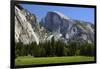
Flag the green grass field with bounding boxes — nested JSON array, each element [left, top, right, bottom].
[[15, 56, 94, 66]]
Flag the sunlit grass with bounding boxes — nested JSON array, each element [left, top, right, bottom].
[[15, 56, 94, 66]]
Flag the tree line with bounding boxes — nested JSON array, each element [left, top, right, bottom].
[[15, 37, 95, 58]]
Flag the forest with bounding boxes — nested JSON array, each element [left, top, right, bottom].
[[15, 37, 95, 58]]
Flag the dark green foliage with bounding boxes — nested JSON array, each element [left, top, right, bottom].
[[80, 43, 95, 56], [15, 39, 95, 58]]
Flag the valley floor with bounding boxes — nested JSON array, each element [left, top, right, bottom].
[[15, 56, 94, 66]]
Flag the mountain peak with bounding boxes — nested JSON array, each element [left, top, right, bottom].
[[48, 11, 70, 20]]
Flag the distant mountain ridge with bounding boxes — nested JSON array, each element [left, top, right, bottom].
[[15, 5, 94, 45]]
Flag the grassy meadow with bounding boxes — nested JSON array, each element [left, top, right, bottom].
[[15, 56, 94, 66]]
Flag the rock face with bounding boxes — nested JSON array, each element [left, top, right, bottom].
[[15, 5, 39, 44], [41, 11, 94, 43], [15, 5, 94, 45]]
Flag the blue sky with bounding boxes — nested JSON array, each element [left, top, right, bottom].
[[20, 4, 94, 23]]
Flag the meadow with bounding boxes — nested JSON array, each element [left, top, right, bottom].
[[15, 56, 94, 66]]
